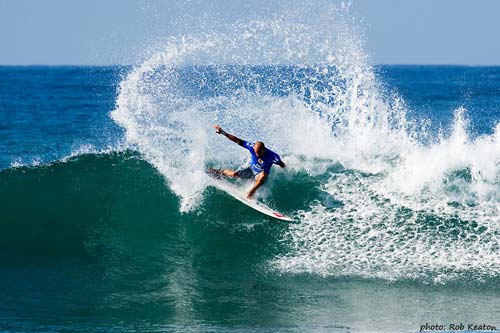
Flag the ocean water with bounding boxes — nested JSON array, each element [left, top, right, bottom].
[[2, 6, 500, 333]]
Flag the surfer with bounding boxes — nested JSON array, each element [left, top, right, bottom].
[[210, 124, 286, 199]]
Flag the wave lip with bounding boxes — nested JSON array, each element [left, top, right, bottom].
[[111, 3, 409, 211]]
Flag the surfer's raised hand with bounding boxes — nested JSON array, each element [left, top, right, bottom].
[[214, 124, 223, 134], [213, 125, 244, 146]]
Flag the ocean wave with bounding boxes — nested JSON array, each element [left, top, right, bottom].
[[2, 149, 500, 285], [105, 1, 500, 284], [4, 2, 499, 285]]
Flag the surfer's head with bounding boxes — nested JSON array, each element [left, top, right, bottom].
[[254, 141, 266, 158]]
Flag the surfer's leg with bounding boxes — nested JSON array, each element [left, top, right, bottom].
[[206, 168, 237, 178], [208, 167, 252, 179], [221, 169, 238, 178], [247, 171, 267, 198]]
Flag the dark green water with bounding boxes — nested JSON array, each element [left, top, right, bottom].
[[1, 152, 499, 332]]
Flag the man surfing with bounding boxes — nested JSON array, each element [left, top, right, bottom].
[[209, 125, 286, 199]]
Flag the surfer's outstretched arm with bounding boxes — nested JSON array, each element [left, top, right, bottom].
[[214, 124, 244, 146]]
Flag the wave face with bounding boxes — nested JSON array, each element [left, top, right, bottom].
[[2, 150, 500, 331], [109, 3, 500, 284], [0, 152, 308, 330], [0, 152, 175, 257]]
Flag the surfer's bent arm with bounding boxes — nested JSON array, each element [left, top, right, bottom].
[[273, 154, 286, 168], [214, 125, 244, 146]]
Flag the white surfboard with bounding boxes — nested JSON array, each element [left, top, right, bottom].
[[208, 178, 294, 222]]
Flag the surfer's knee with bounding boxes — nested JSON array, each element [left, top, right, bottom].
[[255, 172, 267, 183]]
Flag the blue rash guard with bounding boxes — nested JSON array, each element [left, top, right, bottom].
[[241, 140, 283, 175]]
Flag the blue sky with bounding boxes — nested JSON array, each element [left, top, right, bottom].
[[1, 0, 500, 65]]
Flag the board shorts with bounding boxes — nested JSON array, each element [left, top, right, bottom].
[[235, 166, 258, 179]]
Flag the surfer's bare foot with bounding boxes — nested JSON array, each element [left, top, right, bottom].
[[206, 168, 222, 178], [246, 192, 253, 199]]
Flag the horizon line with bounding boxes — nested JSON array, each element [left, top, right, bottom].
[[2, 63, 500, 67]]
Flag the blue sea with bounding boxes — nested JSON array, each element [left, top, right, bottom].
[[2, 10, 500, 333]]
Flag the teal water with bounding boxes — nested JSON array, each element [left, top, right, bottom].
[[1, 152, 500, 332]]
